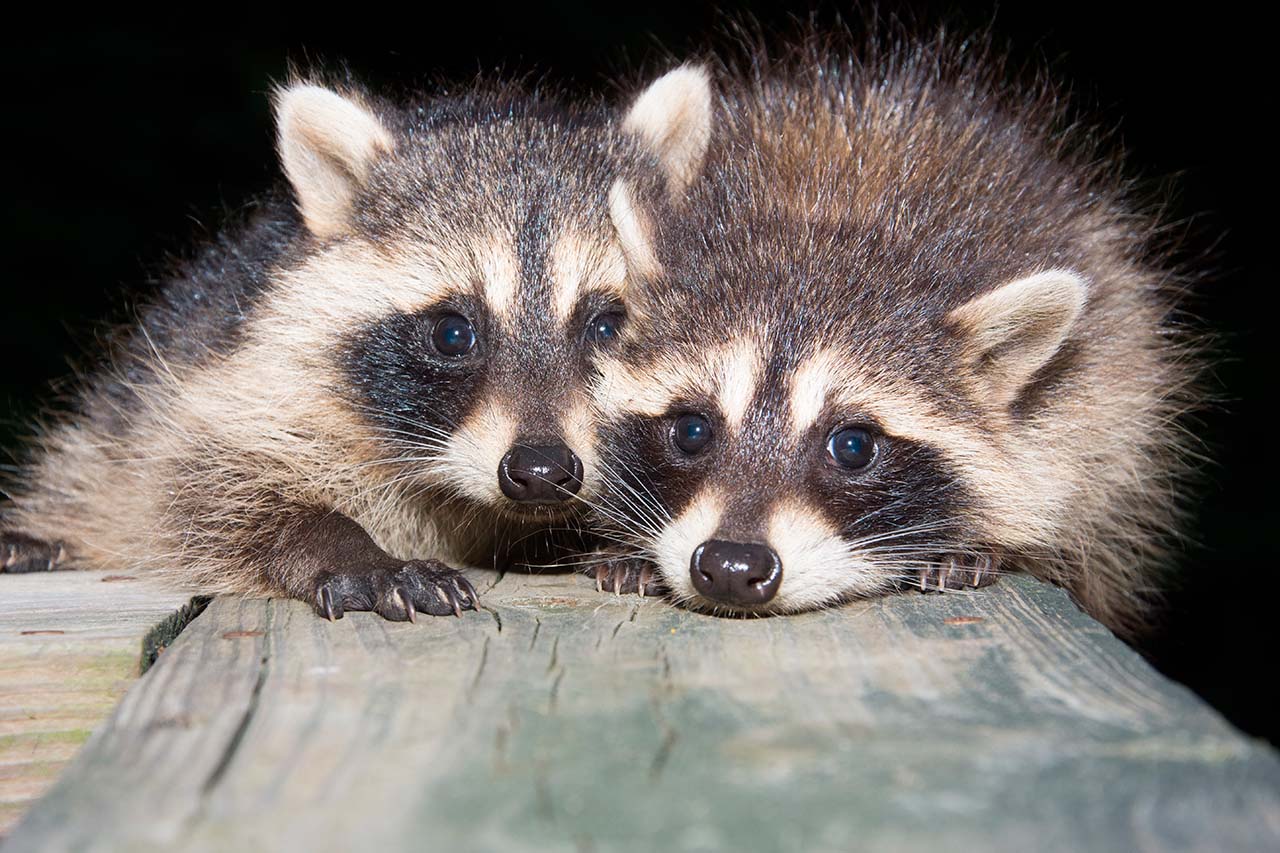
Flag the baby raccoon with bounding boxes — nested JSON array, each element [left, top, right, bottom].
[[590, 36, 1202, 637], [0, 71, 699, 621]]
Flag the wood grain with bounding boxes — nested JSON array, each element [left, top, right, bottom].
[[6, 572, 1279, 852], [0, 571, 194, 838]]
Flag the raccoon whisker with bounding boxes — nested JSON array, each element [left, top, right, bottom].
[[367, 425, 454, 448], [856, 543, 969, 556], [833, 492, 961, 536], [588, 456, 670, 537], [846, 519, 966, 549], [599, 464, 670, 528], [349, 402, 460, 438], [587, 507, 662, 546], [577, 508, 661, 547], [372, 431, 453, 450], [548, 470, 663, 541], [345, 454, 442, 474], [578, 488, 662, 540], [502, 441, 667, 536], [597, 448, 671, 520], [521, 551, 655, 571]]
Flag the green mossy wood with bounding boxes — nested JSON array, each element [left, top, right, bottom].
[[0, 572, 192, 837], [5, 572, 1279, 852]]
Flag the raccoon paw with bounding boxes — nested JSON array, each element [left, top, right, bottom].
[[313, 560, 479, 622], [0, 533, 68, 574], [915, 553, 1000, 592], [584, 557, 664, 598]]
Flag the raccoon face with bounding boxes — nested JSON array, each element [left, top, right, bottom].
[[595, 264, 1086, 613], [267, 74, 709, 522], [334, 237, 628, 520], [596, 344, 966, 611]]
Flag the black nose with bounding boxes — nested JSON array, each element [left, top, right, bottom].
[[498, 444, 583, 503], [690, 539, 783, 606]]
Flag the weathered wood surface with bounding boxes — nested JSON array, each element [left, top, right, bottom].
[[0, 571, 194, 837], [6, 572, 1279, 852]]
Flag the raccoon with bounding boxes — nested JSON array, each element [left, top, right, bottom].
[[588, 34, 1202, 637], [0, 71, 701, 621]]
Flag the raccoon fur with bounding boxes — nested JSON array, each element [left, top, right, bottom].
[[589, 33, 1203, 637], [0, 71, 704, 621]]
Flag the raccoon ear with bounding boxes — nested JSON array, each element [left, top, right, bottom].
[[624, 64, 713, 198], [274, 84, 394, 239], [948, 269, 1088, 408]]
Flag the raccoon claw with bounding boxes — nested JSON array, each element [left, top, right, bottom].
[[0, 533, 67, 574], [312, 560, 479, 622], [915, 553, 1000, 592], [584, 558, 664, 598], [319, 585, 344, 621], [394, 586, 417, 623]]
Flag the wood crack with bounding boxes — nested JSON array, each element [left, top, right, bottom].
[[199, 601, 273, 798], [469, 635, 491, 698]]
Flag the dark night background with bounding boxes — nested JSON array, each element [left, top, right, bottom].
[[1, 7, 1271, 741]]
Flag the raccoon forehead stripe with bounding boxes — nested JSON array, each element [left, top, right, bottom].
[[591, 355, 700, 416], [591, 341, 762, 424], [550, 232, 628, 323], [608, 180, 660, 279], [790, 348, 842, 436], [716, 339, 764, 433], [479, 234, 521, 319]]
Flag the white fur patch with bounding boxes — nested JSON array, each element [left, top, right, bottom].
[[652, 488, 723, 600], [549, 231, 628, 323], [591, 340, 762, 430], [478, 234, 521, 320], [608, 180, 660, 279], [275, 85, 393, 240], [560, 399, 600, 500], [767, 500, 885, 612], [716, 340, 763, 433], [250, 241, 468, 366], [790, 348, 841, 436], [432, 398, 517, 506], [591, 354, 696, 418], [624, 65, 713, 196]]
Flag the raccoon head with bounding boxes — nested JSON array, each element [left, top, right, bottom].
[[595, 263, 1087, 613], [591, 65, 1101, 612], [267, 75, 709, 525]]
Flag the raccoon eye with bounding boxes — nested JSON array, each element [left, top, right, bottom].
[[586, 312, 623, 344], [431, 314, 475, 356], [827, 427, 876, 469], [672, 414, 712, 455]]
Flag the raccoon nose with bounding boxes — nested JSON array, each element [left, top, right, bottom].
[[498, 444, 583, 503], [690, 539, 783, 606]]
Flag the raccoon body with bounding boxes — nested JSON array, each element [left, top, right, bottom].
[[0, 74, 700, 620], [593, 35, 1202, 636]]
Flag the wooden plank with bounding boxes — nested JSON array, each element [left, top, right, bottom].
[[0, 571, 195, 838], [6, 572, 1279, 852]]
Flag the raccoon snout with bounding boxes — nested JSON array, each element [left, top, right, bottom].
[[498, 444, 583, 503], [690, 539, 783, 606]]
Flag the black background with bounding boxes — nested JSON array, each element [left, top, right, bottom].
[[2, 7, 1272, 741]]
